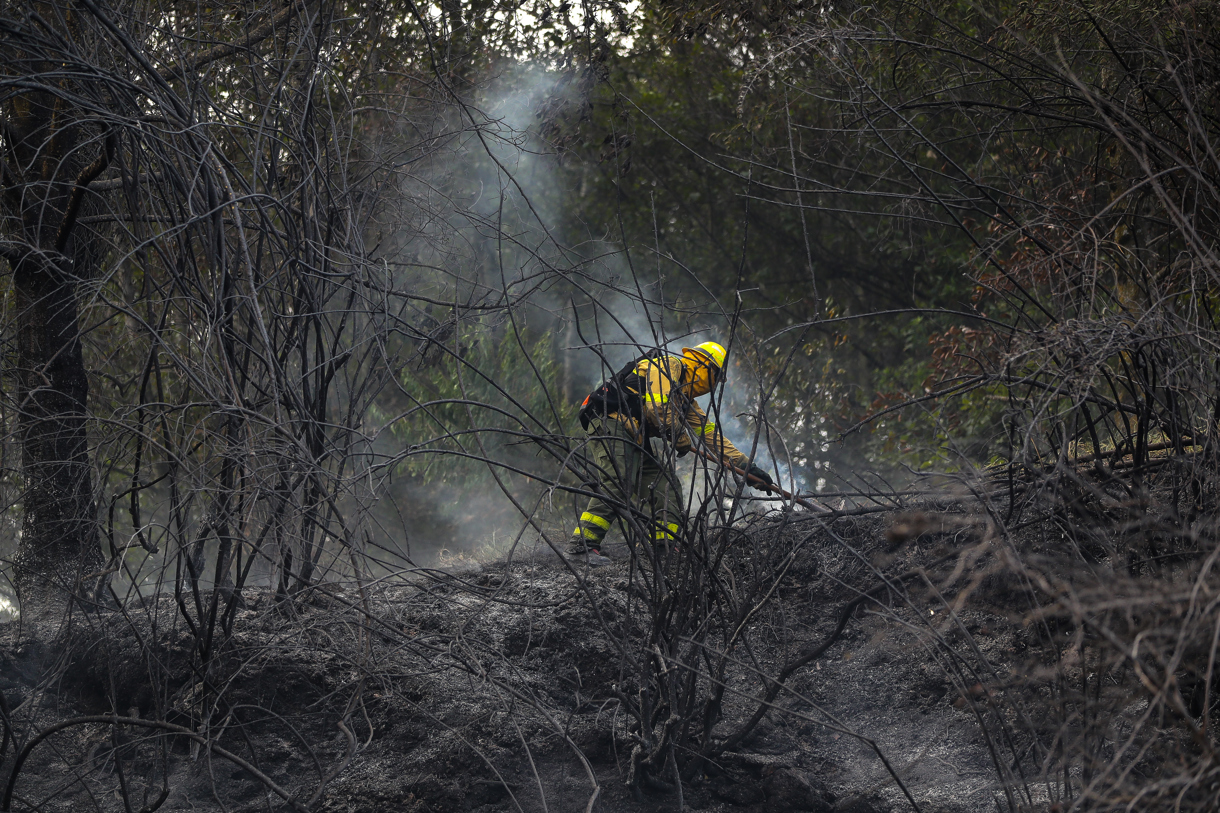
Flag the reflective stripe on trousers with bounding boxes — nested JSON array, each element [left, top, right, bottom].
[[572, 417, 683, 548], [573, 511, 611, 544]]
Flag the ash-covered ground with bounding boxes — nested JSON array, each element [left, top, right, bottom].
[[0, 508, 1052, 813]]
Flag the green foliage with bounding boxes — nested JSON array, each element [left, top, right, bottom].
[[544, 0, 1220, 488], [530, 8, 990, 484], [391, 322, 576, 486]]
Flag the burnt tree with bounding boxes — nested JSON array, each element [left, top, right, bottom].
[[1, 12, 111, 598]]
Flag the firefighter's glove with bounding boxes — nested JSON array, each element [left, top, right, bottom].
[[746, 464, 775, 492]]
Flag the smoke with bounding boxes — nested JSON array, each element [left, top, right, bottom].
[[0, 592, 16, 622], [376, 62, 596, 560], [376, 59, 821, 562]]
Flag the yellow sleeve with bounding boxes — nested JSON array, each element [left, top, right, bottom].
[[686, 402, 750, 469]]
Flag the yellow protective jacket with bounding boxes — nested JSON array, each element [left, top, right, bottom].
[[614, 353, 751, 469]]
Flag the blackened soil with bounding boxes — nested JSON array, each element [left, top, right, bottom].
[[0, 509, 1024, 813]]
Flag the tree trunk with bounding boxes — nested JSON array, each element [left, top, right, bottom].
[[2, 61, 107, 603], [11, 251, 104, 598]]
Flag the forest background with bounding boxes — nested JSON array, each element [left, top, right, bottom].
[[3, 0, 1219, 809], [1, 0, 1215, 607]]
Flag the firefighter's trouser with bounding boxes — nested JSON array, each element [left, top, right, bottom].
[[572, 418, 683, 551]]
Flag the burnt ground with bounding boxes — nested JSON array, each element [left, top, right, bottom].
[[0, 508, 1044, 813]]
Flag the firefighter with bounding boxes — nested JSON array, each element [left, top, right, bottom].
[[568, 341, 775, 566]]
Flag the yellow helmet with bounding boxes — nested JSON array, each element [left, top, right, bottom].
[[682, 341, 727, 374]]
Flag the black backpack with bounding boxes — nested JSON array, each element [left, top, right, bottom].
[[578, 349, 673, 431]]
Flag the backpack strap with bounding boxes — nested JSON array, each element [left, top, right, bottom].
[[578, 349, 669, 431]]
